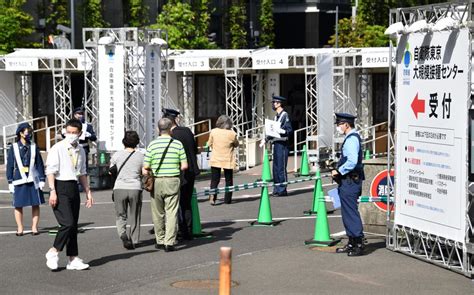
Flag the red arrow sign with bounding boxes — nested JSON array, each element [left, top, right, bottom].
[[411, 93, 425, 119]]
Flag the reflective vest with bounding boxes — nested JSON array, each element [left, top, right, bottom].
[[273, 111, 289, 142]]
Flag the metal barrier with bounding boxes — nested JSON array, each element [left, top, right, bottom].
[[358, 121, 388, 157], [244, 125, 265, 170]]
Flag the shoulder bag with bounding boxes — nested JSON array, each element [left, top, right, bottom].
[[142, 139, 174, 193]]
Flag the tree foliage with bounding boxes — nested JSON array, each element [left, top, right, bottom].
[[229, 0, 247, 49], [0, 0, 37, 54], [258, 0, 274, 48], [151, 0, 216, 49], [44, 0, 70, 36], [82, 0, 109, 28], [124, 0, 149, 27], [327, 16, 388, 48]]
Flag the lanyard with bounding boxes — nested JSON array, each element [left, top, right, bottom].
[[67, 147, 79, 172]]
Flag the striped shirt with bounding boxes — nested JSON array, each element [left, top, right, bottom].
[[143, 135, 187, 177]]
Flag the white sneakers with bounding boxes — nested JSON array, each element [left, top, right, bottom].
[[45, 250, 89, 271], [45, 250, 59, 270], [66, 257, 90, 270]]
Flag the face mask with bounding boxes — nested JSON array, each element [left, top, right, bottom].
[[65, 134, 79, 145], [336, 125, 344, 135], [80, 117, 85, 123], [24, 134, 32, 142], [272, 104, 277, 111]]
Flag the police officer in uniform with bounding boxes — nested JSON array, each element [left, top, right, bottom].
[[72, 107, 97, 170], [331, 113, 365, 256], [267, 95, 293, 197], [162, 108, 199, 240]]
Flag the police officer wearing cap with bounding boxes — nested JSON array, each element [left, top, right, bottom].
[[267, 95, 293, 196], [70, 107, 96, 170], [162, 108, 200, 240], [332, 112, 365, 256]]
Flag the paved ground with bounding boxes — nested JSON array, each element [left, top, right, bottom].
[[0, 164, 473, 294]]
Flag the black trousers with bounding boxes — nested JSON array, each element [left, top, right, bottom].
[[178, 171, 195, 238], [210, 167, 233, 204], [53, 180, 80, 256]]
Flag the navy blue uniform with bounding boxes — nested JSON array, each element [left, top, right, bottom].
[[337, 131, 365, 238], [269, 110, 293, 195]]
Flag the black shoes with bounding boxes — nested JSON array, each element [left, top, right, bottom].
[[337, 237, 364, 256], [120, 233, 134, 250], [155, 244, 176, 252], [165, 245, 176, 252], [272, 191, 288, 197], [149, 228, 155, 235], [155, 243, 165, 250]]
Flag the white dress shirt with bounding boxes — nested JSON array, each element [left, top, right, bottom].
[[46, 140, 87, 181]]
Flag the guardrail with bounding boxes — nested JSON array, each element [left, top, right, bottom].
[[244, 125, 265, 170], [358, 121, 388, 158]]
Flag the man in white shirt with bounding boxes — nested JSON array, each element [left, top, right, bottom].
[[44, 119, 94, 271]]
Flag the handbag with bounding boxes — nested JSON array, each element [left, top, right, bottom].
[[142, 139, 174, 193], [110, 151, 135, 201]]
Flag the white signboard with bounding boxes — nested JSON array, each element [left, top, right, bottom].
[[361, 52, 390, 68], [98, 45, 125, 151], [394, 29, 469, 242], [145, 45, 161, 145], [253, 54, 288, 69], [5, 57, 38, 71], [264, 119, 281, 138], [174, 57, 209, 71]]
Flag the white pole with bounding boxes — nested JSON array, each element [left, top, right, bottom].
[[70, 0, 75, 48]]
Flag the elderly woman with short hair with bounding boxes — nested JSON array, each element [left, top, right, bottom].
[[110, 131, 144, 249], [208, 115, 239, 205]]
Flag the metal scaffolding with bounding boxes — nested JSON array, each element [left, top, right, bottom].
[[177, 73, 194, 127], [52, 59, 73, 135], [251, 71, 266, 130], [14, 72, 33, 121], [387, 1, 473, 278], [83, 28, 168, 147]]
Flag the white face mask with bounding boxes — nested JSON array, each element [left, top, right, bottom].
[[336, 125, 344, 135], [65, 133, 79, 145]]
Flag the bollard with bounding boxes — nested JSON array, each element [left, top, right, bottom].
[[219, 247, 232, 295]]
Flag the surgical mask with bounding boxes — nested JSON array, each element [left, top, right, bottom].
[[80, 117, 85, 123], [336, 126, 344, 135], [24, 134, 32, 142], [65, 133, 79, 145]]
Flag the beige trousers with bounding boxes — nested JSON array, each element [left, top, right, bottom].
[[150, 177, 180, 246]]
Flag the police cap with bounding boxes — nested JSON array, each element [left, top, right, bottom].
[[162, 108, 180, 118], [73, 107, 84, 114], [272, 95, 287, 103], [16, 122, 32, 136], [335, 112, 357, 125]]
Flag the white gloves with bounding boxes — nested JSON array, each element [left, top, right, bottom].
[[259, 138, 266, 148], [277, 127, 286, 135], [39, 181, 45, 190], [85, 132, 91, 138], [8, 184, 14, 193]]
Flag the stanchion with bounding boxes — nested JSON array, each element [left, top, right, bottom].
[[191, 188, 213, 238], [250, 185, 280, 226], [219, 247, 232, 295], [304, 185, 340, 246]]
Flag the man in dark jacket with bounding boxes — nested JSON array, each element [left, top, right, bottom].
[[163, 108, 200, 240], [72, 107, 97, 170]]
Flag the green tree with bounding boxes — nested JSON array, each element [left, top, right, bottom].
[[82, 0, 109, 28], [124, 0, 149, 27], [44, 0, 70, 36], [327, 16, 388, 48], [258, 0, 275, 48], [151, 0, 216, 49], [193, 0, 214, 46], [0, 0, 38, 54], [229, 0, 247, 49]]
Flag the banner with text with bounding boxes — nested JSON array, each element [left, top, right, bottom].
[[395, 29, 469, 242], [98, 45, 125, 151]]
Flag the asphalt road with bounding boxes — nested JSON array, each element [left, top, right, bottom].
[[0, 168, 473, 294]]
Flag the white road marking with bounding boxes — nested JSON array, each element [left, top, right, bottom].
[[0, 214, 342, 235]]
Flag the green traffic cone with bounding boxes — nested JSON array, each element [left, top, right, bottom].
[[304, 171, 322, 215], [305, 184, 340, 246], [191, 188, 212, 238], [250, 186, 280, 226], [261, 149, 272, 182], [364, 149, 371, 160], [299, 145, 310, 176]]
